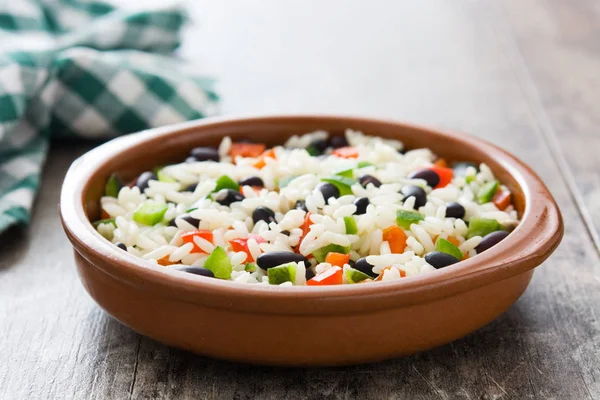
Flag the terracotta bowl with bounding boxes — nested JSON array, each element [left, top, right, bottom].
[[60, 115, 563, 366]]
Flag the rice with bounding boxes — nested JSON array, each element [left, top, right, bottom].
[[95, 129, 520, 286]]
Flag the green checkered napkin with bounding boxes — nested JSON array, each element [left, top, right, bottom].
[[0, 0, 218, 233]]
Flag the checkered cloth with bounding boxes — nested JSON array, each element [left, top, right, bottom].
[[0, 0, 218, 233]]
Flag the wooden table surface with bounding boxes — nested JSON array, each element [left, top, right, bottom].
[[2, 1, 600, 399]]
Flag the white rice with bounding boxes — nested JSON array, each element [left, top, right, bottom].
[[98, 129, 520, 285]]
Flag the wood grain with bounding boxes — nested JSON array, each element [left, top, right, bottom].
[[500, 0, 600, 252], [1, 1, 600, 399]]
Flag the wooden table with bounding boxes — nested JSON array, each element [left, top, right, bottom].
[[2, 1, 599, 398]]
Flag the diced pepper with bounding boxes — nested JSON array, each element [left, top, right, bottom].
[[333, 167, 354, 178], [345, 267, 371, 283], [396, 210, 424, 229], [244, 263, 257, 272], [493, 187, 512, 210], [104, 174, 123, 197], [204, 246, 232, 279], [325, 252, 351, 268], [477, 180, 499, 204], [230, 143, 266, 159], [466, 175, 475, 184], [133, 201, 168, 226], [382, 225, 407, 253], [101, 209, 111, 219], [434, 158, 449, 168], [321, 176, 356, 196], [267, 262, 297, 284], [182, 229, 214, 253], [430, 166, 453, 188], [253, 148, 277, 169], [305, 146, 320, 156], [357, 161, 374, 168], [344, 216, 358, 234], [156, 168, 176, 183], [214, 175, 240, 192], [447, 236, 460, 246], [157, 255, 174, 266], [295, 212, 313, 252], [277, 175, 297, 188], [229, 234, 266, 262], [332, 146, 359, 159], [435, 238, 463, 260], [307, 266, 343, 285], [467, 217, 502, 239], [312, 244, 351, 263], [92, 218, 116, 228]]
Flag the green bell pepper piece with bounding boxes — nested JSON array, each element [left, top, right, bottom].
[[321, 176, 357, 196], [467, 217, 502, 239], [333, 167, 354, 178], [204, 246, 232, 279], [267, 262, 297, 284], [345, 267, 371, 283], [133, 201, 168, 226], [214, 175, 240, 192], [477, 180, 499, 204], [344, 216, 358, 234], [396, 210, 424, 229], [312, 244, 351, 263], [435, 238, 463, 260], [92, 218, 116, 228], [357, 161, 374, 168], [104, 174, 123, 198]]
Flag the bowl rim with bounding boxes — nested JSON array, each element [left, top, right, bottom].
[[60, 114, 563, 313]]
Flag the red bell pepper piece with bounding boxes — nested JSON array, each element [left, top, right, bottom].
[[430, 166, 453, 188], [307, 266, 343, 285], [181, 229, 214, 254], [331, 146, 359, 159], [229, 234, 266, 262]]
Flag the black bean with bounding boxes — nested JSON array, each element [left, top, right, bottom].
[[281, 230, 290, 236], [135, 171, 157, 192], [256, 251, 309, 270], [190, 147, 219, 162], [401, 185, 427, 209], [354, 257, 378, 278], [215, 189, 245, 206], [452, 162, 479, 177], [252, 206, 276, 224], [424, 251, 460, 269], [310, 139, 328, 153], [182, 183, 197, 192], [408, 169, 440, 188], [347, 259, 356, 268], [239, 176, 264, 187], [173, 266, 215, 277], [353, 197, 370, 215], [316, 182, 340, 201], [295, 200, 308, 212], [359, 174, 382, 188], [168, 214, 201, 228], [329, 136, 349, 148], [445, 202, 466, 219], [115, 242, 127, 251], [475, 231, 509, 253], [397, 148, 407, 155], [305, 268, 316, 280]]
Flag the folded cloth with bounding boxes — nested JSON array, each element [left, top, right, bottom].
[[0, 0, 218, 233]]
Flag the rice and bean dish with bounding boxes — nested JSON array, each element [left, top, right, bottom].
[[95, 130, 518, 286]]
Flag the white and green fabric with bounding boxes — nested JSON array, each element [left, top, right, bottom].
[[0, 0, 218, 233]]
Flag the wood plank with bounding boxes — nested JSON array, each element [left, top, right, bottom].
[[499, 0, 600, 251], [0, 144, 141, 400], [1, 1, 599, 399]]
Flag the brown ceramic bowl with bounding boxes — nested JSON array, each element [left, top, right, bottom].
[[60, 115, 563, 366]]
